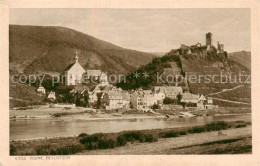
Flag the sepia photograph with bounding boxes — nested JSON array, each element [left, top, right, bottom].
[[7, 8, 253, 156]]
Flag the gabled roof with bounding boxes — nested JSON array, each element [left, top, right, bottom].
[[182, 93, 199, 100], [155, 86, 182, 94], [198, 95, 206, 101], [107, 91, 123, 99], [62, 63, 76, 73], [86, 70, 101, 76]]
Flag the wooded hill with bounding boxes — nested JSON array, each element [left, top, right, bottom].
[[9, 25, 156, 75]]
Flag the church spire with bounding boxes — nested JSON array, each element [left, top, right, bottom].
[[74, 51, 79, 63]]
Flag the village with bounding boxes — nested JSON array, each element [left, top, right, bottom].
[[36, 52, 216, 113], [34, 33, 219, 113]]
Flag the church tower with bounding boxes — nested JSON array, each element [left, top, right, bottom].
[[74, 51, 79, 63]]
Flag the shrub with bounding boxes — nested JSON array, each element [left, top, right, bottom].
[[80, 133, 105, 144], [78, 133, 88, 137], [98, 139, 116, 149], [144, 134, 158, 142], [235, 124, 247, 128], [179, 131, 187, 135], [159, 131, 179, 138], [10, 144, 16, 155], [122, 131, 145, 142], [205, 121, 229, 131], [188, 127, 205, 133], [116, 135, 127, 146], [36, 145, 51, 155], [50, 145, 84, 155]]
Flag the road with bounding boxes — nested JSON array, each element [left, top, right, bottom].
[[211, 97, 251, 105], [206, 85, 244, 96]]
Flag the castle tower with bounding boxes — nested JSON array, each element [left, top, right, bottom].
[[74, 51, 79, 63], [217, 41, 221, 50], [206, 32, 212, 46]]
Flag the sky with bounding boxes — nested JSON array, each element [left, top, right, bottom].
[[9, 8, 250, 53]]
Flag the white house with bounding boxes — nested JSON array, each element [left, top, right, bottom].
[[130, 90, 164, 110], [104, 91, 127, 110], [181, 93, 199, 104], [154, 86, 183, 99], [37, 86, 46, 94], [61, 52, 86, 86]]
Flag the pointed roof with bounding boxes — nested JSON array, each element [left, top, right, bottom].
[[62, 63, 76, 73], [182, 93, 199, 100]]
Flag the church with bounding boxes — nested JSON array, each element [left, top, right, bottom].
[[61, 51, 108, 86]]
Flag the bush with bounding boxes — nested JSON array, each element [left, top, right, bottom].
[[188, 127, 205, 133], [205, 121, 229, 131], [116, 135, 127, 146], [78, 133, 88, 137], [144, 134, 158, 142], [10, 144, 16, 155], [80, 133, 105, 144], [98, 139, 116, 149], [51, 145, 84, 155], [36, 145, 51, 155], [163, 97, 176, 104], [179, 131, 187, 135], [159, 131, 179, 138], [121, 131, 145, 142], [235, 124, 247, 128], [79, 133, 117, 150], [36, 144, 84, 155]]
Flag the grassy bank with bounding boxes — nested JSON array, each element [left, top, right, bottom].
[[10, 120, 250, 155], [165, 136, 252, 154]]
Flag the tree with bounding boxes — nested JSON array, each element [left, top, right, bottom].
[[152, 104, 159, 110], [177, 93, 182, 103], [163, 97, 174, 104]]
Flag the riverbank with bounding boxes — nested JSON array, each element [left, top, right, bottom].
[[10, 121, 251, 155], [9, 106, 251, 121]]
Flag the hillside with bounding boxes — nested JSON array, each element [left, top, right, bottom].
[[9, 25, 156, 75], [228, 51, 251, 70], [9, 81, 45, 108], [117, 46, 251, 95]]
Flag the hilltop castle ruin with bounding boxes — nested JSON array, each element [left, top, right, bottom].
[[179, 32, 225, 55]]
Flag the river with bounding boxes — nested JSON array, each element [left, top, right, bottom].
[[10, 114, 251, 140]]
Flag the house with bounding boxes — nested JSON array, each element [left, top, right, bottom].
[[154, 86, 183, 99], [47, 91, 56, 100], [142, 94, 157, 109], [61, 52, 86, 86], [197, 94, 207, 109], [121, 92, 131, 109], [103, 91, 129, 110], [130, 91, 162, 110], [100, 72, 109, 84], [153, 92, 166, 106], [88, 91, 99, 105], [70, 84, 87, 94], [82, 70, 109, 84], [181, 93, 199, 104], [207, 97, 213, 105], [37, 86, 46, 94]]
